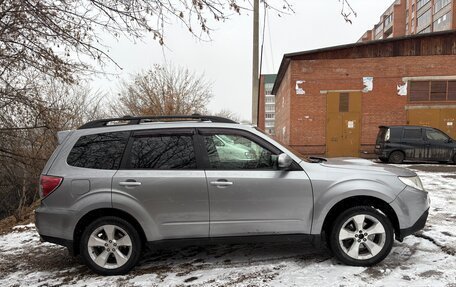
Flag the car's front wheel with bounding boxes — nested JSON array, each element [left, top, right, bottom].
[[329, 206, 393, 266], [80, 216, 142, 275]]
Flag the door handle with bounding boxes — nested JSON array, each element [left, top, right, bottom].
[[119, 181, 142, 187], [210, 181, 233, 186]]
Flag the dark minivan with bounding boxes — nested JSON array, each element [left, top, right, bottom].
[[375, 125, 456, 164]]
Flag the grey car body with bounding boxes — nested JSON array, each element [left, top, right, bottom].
[[35, 116, 430, 275]]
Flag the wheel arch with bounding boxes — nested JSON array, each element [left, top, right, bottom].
[[72, 208, 147, 256], [321, 196, 400, 241]]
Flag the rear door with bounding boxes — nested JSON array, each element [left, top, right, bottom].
[[401, 127, 427, 160], [198, 128, 313, 237], [112, 128, 209, 240]]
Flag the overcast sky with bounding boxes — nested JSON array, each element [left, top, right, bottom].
[[92, 0, 395, 122]]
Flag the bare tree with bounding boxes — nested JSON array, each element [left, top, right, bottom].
[[114, 64, 212, 116], [0, 82, 107, 221], [213, 109, 241, 122]]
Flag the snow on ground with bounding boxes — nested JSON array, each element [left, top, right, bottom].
[[0, 164, 455, 287]]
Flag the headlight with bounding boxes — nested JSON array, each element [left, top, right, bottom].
[[398, 176, 425, 191]]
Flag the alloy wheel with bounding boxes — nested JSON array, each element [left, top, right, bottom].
[[338, 214, 386, 260], [87, 224, 133, 269]]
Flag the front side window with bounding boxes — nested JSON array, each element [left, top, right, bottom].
[[67, 131, 130, 170], [203, 133, 277, 170], [426, 130, 449, 141], [128, 135, 196, 169]]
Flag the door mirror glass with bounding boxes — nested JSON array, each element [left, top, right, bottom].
[[278, 153, 293, 169]]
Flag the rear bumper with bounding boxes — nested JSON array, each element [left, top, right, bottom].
[[396, 208, 429, 241], [35, 205, 75, 241]]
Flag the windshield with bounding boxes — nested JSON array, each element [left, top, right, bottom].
[[254, 127, 311, 162]]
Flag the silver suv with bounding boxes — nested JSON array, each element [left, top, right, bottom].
[[35, 115, 430, 275]]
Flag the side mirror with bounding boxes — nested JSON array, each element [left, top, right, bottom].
[[278, 153, 293, 169]]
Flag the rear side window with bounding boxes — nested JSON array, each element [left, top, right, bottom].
[[403, 128, 422, 140], [67, 132, 130, 169], [127, 135, 196, 169]]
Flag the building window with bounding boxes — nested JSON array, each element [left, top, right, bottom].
[[265, 96, 275, 104], [265, 105, 275, 112], [418, 25, 431, 33], [410, 80, 456, 102], [434, 0, 452, 13], [433, 12, 452, 32], [417, 0, 431, 10], [264, 83, 274, 95], [417, 8, 431, 30], [448, 81, 456, 100], [430, 81, 447, 101], [265, 113, 275, 119], [384, 13, 393, 26], [374, 23, 383, 38]]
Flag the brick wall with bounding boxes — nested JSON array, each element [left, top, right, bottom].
[[274, 67, 292, 144], [275, 54, 456, 156]]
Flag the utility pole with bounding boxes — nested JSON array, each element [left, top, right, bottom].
[[251, 0, 259, 125]]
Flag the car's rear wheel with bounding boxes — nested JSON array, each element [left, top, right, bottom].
[[388, 151, 404, 164], [378, 157, 388, 163], [80, 216, 142, 275], [329, 206, 393, 266]]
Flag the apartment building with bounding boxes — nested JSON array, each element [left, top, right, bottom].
[[258, 74, 277, 135], [359, 0, 455, 42]]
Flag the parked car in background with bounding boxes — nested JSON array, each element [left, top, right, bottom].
[[375, 125, 456, 164], [36, 115, 429, 275]]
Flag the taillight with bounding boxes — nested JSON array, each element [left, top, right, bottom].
[[40, 175, 63, 198]]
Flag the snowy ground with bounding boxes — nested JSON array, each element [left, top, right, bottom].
[[0, 164, 455, 287]]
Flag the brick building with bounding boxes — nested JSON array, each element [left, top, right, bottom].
[[359, 0, 456, 42], [272, 31, 456, 158]]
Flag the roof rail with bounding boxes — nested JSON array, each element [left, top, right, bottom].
[[78, 114, 238, 129]]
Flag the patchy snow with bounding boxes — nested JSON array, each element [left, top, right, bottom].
[[0, 164, 455, 286]]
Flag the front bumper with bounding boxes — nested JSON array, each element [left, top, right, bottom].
[[396, 208, 429, 241]]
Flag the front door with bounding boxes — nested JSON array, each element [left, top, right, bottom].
[[326, 92, 361, 157], [424, 128, 453, 161], [198, 128, 313, 237], [112, 128, 209, 240]]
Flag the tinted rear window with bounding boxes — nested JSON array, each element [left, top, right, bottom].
[[403, 128, 422, 140], [127, 135, 196, 169], [67, 132, 130, 169]]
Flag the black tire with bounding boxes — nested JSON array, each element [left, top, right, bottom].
[[388, 151, 404, 164], [329, 206, 394, 266], [378, 157, 388, 163], [80, 216, 142, 275]]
